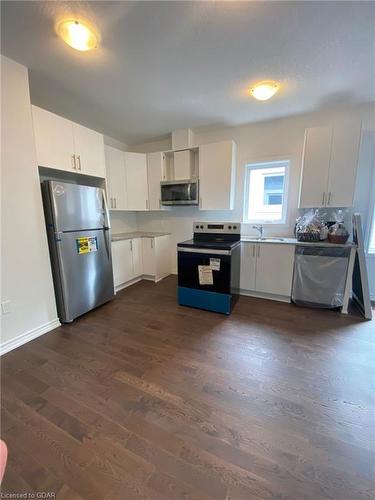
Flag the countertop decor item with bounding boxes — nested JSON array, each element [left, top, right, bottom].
[[328, 222, 349, 244]]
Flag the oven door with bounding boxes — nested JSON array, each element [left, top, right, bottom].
[[161, 180, 198, 205], [177, 247, 232, 294]]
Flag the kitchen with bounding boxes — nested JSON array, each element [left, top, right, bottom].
[[1, 2, 374, 499]]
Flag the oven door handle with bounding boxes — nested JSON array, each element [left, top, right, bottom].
[[177, 246, 231, 256]]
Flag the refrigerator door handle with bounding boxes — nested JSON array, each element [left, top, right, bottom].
[[102, 191, 111, 230]]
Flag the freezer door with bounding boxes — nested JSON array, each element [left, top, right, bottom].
[[48, 181, 109, 232], [54, 229, 114, 322]]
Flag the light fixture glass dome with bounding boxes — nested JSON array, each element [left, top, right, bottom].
[[250, 81, 279, 101], [56, 19, 99, 51]]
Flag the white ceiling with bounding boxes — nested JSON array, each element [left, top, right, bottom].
[[1, 1, 375, 144]]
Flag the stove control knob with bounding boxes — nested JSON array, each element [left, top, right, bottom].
[[196, 225, 199, 229], [200, 225, 204, 229], [233, 225, 237, 230], [228, 225, 232, 229]]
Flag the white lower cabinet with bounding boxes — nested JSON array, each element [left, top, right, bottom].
[[112, 235, 171, 290], [112, 239, 134, 289], [142, 235, 171, 282], [240, 243, 295, 299]]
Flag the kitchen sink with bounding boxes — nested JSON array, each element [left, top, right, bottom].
[[258, 237, 285, 241]]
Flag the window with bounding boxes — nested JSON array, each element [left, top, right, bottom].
[[243, 160, 289, 224]]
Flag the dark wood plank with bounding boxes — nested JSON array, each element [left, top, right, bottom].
[[1, 276, 374, 500]]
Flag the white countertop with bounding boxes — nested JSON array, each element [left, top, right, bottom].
[[112, 231, 171, 242], [241, 236, 356, 248]]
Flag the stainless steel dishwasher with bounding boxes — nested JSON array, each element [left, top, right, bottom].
[[292, 246, 351, 308]]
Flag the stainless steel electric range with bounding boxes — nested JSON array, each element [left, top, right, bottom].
[[177, 222, 241, 315]]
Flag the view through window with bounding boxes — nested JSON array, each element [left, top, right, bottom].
[[244, 160, 289, 223]]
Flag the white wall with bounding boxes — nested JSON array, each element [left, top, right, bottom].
[[1, 56, 59, 352], [133, 103, 375, 273], [110, 211, 138, 234]]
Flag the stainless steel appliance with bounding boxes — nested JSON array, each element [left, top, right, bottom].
[[160, 179, 198, 205], [177, 222, 241, 314], [292, 245, 350, 308], [42, 181, 114, 323]]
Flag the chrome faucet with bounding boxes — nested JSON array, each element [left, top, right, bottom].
[[252, 224, 264, 239]]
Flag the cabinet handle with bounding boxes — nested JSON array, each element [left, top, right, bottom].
[[322, 192, 326, 205], [257, 245, 260, 257], [114, 198, 117, 208], [130, 240, 133, 251], [151, 239, 154, 249], [71, 155, 76, 170], [146, 199, 149, 210], [77, 155, 82, 171], [252, 244, 255, 257], [199, 197, 202, 209], [328, 192, 332, 205]]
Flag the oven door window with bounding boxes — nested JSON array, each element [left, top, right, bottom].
[[178, 251, 231, 293], [161, 183, 196, 202]]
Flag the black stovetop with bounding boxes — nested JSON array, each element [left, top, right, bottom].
[[177, 238, 241, 251]]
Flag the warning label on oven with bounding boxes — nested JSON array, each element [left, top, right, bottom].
[[76, 236, 98, 255], [209, 258, 221, 271], [198, 265, 213, 285]]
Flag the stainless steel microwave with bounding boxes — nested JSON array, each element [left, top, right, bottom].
[[160, 179, 199, 205]]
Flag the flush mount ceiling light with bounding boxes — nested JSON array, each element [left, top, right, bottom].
[[56, 19, 99, 51], [250, 81, 279, 101]]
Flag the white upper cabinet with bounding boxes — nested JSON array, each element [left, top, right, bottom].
[[299, 126, 332, 208], [32, 105, 75, 172], [105, 146, 127, 210], [299, 121, 361, 208], [73, 123, 106, 178], [32, 105, 106, 178], [124, 152, 149, 211], [199, 140, 236, 210], [327, 120, 362, 207], [147, 151, 164, 210]]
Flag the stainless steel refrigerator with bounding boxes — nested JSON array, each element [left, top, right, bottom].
[[42, 180, 114, 323]]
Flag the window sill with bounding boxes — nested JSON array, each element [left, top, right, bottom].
[[242, 221, 288, 227]]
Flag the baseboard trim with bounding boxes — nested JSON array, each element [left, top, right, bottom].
[[239, 289, 291, 303], [115, 276, 142, 293], [0, 318, 61, 356]]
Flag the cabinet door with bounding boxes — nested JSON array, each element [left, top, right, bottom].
[[73, 123, 106, 178], [299, 126, 332, 208], [32, 105, 75, 172], [111, 240, 133, 287], [240, 243, 257, 291], [105, 146, 127, 209], [327, 120, 361, 207], [147, 152, 164, 210], [131, 238, 142, 277], [199, 140, 236, 210], [255, 244, 295, 297], [154, 235, 171, 281], [124, 152, 149, 210], [142, 238, 155, 276]]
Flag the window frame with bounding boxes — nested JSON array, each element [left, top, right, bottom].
[[243, 159, 290, 225]]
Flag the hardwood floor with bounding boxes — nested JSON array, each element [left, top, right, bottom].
[[1, 276, 374, 500]]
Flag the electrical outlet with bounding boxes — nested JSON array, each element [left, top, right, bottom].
[[1, 300, 11, 314]]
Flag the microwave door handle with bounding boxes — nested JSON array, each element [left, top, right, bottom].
[[187, 183, 191, 201]]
